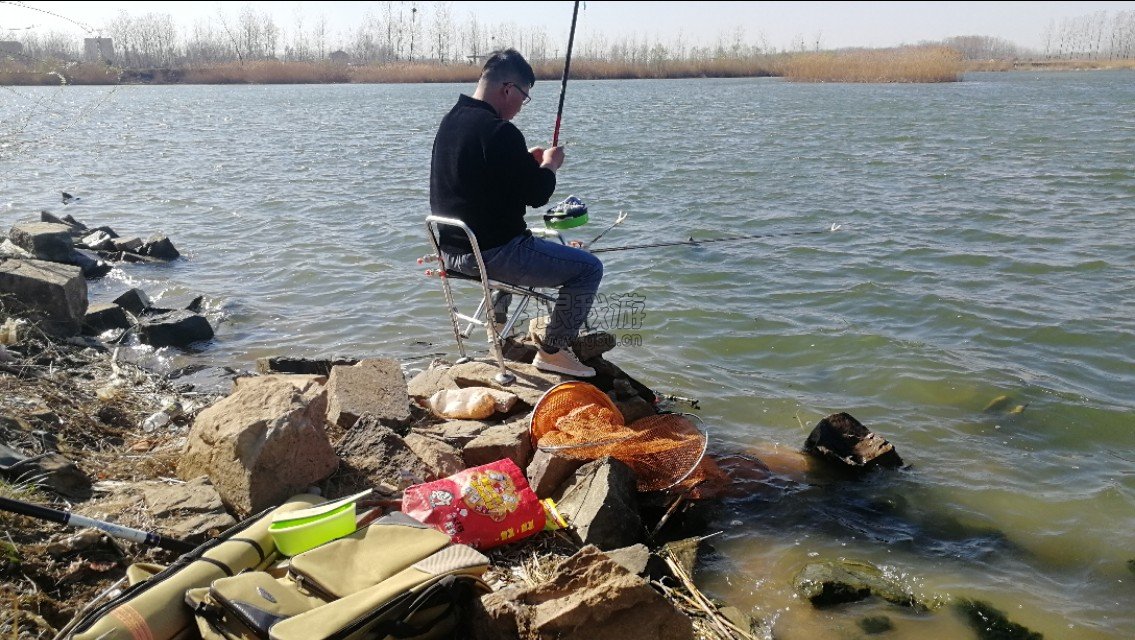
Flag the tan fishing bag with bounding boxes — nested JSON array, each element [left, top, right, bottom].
[[66, 494, 325, 640], [185, 512, 489, 640]]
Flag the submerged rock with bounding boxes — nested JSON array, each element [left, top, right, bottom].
[[803, 412, 903, 470], [955, 599, 1043, 640]]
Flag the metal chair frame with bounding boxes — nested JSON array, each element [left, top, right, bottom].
[[425, 215, 561, 385]]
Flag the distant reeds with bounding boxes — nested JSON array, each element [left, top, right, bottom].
[[781, 46, 965, 83], [181, 61, 349, 84]]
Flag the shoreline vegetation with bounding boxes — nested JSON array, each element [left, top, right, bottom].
[[3, 46, 1135, 87]]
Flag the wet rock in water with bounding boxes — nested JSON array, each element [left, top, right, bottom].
[[139, 234, 180, 260], [80, 229, 116, 252], [858, 615, 894, 634], [138, 310, 214, 348], [112, 236, 143, 253], [955, 599, 1043, 640], [793, 559, 925, 609], [572, 331, 616, 361], [82, 303, 132, 335], [803, 412, 904, 470], [112, 287, 154, 316], [68, 248, 112, 278], [256, 355, 359, 376]]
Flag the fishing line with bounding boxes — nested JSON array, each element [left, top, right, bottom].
[[590, 223, 844, 254]]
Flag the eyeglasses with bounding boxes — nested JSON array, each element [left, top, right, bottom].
[[505, 82, 531, 105]]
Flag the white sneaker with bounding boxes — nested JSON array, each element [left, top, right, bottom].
[[533, 348, 596, 377]]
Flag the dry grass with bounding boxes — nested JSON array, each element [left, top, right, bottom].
[[782, 45, 965, 83], [180, 60, 350, 84], [0, 62, 117, 85], [348, 62, 480, 84]]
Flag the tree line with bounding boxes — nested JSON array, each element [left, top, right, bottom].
[[4, 2, 1135, 71]]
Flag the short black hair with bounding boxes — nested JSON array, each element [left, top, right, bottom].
[[480, 48, 535, 87]]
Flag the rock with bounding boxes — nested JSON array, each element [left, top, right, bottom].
[[412, 420, 491, 449], [803, 412, 904, 470], [2, 451, 92, 499], [572, 331, 616, 361], [112, 288, 154, 316], [68, 248, 112, 278], [139, 234, 180, 260], [603, 543, 651, 576], [526, 448, 585, 499], [661, 537, 700, 578], [336, 417, 429, 490], [471, 545, 694, 640], [449, 359, 563, 406], [82, 303, 132, 335], [80, 230, 116, 251], [589, 357, 656, 404], [955, 599, 1042, 640], [463, 418, 533, 470], [613, 395, 656, 424], [142, 476, 237, 539], [403, 432, 464, 480], [8, 222, 74, 262], [552, 457, 641, 550], [112, 236, 143, 253], [325, 359, 411, 431], [177, 375, 338, 515], [138, 310, 214, 348], [406, 364, 457, 400], [256, 356, 358, 376], [46, 529, 105, 557], [793, 559, 924, 609], [0, 258, 87, 336]]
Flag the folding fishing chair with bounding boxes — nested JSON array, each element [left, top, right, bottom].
[[424, 215, 561, 385]]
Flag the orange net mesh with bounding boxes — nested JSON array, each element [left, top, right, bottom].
[[531, 382, 714, 493]]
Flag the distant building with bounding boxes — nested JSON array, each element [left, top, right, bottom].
[[329, 50, 349, 65], [84, 37, 114, 63], [0, 41, 22, 59]]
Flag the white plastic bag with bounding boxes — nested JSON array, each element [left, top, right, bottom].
[[427, 388, 518, 420]]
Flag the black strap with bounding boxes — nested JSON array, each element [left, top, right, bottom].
[[196, 556, 235, 577]]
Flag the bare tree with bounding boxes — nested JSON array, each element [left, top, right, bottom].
[[431, 2, 454, 63]]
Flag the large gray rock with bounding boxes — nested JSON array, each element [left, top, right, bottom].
[[0, 258, 87, 336], [326, 359, 411, 430], [462, 415, 533, 470], [402, 432, 464, 480], [406, 364, 457, 400], [336, 416, 429, 490], [472, 545, 694, 640], [526, 449, 585, 499], [8, 222, 74, 262], [552, 457, 641, 550], [177, 375, 338, 515]]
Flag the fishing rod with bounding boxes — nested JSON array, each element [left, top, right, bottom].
[[590, 223, 843, 254], [0, 495, 195, 553], [552, 0, 580, 148]]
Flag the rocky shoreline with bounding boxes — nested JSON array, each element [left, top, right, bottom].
[[1, 210, 1051, 639]]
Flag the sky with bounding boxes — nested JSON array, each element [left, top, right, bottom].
[[5, 1, 1135, 52]]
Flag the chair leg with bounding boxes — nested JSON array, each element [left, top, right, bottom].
[[437, 274, 468, 361]]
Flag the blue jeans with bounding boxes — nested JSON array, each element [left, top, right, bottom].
[[447, 233, 603, 349]]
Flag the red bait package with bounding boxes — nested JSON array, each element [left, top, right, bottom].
[[401, 459, 547, 550]]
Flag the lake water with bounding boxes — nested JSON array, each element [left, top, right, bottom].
[[2, 71, 1133, 638]]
